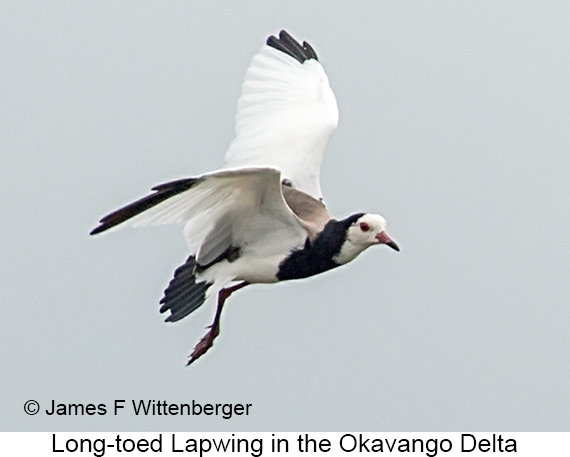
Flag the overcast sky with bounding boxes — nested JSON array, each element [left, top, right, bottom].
[[1, 1, 569, 432]]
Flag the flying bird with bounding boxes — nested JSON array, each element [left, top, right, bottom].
[[91, 30, 399, 365]]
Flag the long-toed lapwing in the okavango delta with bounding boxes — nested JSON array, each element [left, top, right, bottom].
[[91, 30, 400, 365]]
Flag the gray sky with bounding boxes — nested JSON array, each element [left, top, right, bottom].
[[2, 1, 569, 431]]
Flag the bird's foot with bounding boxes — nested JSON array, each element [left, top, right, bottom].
[[186, 325, 219, 366]]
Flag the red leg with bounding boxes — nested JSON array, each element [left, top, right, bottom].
[[187, 281, 249, 365]]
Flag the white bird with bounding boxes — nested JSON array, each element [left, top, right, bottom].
[[91, 30, 399, 365]]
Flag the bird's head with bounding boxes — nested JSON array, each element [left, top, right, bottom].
[[334, 213, 399, 265]]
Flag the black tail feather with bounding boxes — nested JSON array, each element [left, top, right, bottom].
[[159, 256, 211, 323]]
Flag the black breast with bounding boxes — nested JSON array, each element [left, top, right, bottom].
[[276, 217, 359, 281]]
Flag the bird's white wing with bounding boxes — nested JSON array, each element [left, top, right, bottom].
[[91, 167, 307, 261], [223, 31, 339, 200]]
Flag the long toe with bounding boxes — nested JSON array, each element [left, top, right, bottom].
[[187, 330, 217, 365]]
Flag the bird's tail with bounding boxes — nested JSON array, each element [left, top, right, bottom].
[[159, 256, 212, 322]]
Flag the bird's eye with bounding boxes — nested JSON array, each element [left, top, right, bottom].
[[359, 222, 370, 232]]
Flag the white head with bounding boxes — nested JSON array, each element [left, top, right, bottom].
[[333, 213, 399, 265]]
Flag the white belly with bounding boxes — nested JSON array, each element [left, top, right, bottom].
[[194, 227, 307, 286], [195, 252, 295, 285]]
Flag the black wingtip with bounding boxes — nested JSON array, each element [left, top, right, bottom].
[[89, 177, 202, 236], [267, 30, 318, 63], [90, 225, 105, 236]]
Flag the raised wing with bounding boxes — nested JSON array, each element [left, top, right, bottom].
[[90, 167, 308, 262], [224, 30, 339, 201]]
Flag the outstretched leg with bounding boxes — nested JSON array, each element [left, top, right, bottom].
[[187, 281, 249, 365]]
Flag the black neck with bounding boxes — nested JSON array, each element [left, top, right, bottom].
[[277, 214, 364, 281]]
